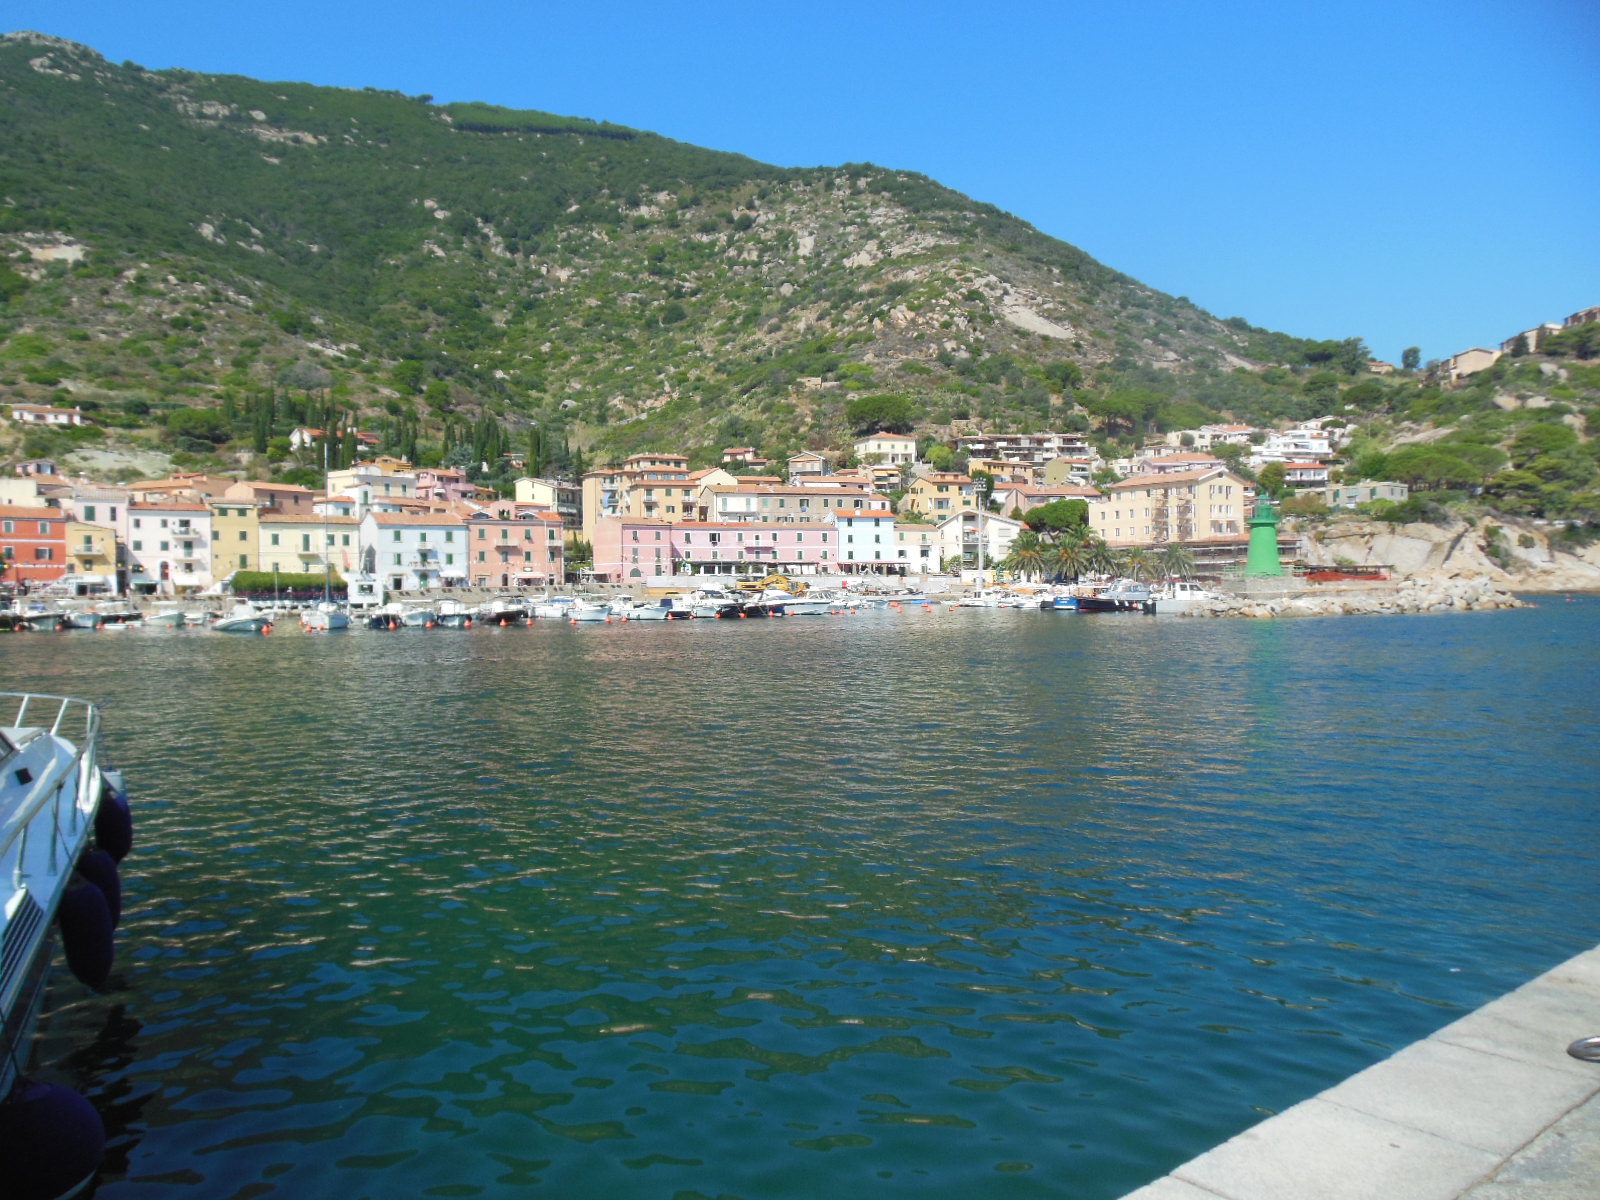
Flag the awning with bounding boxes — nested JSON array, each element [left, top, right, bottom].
[[171, 572, 204, 587]]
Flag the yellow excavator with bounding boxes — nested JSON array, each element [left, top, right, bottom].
[[734, 572, 808, 595]]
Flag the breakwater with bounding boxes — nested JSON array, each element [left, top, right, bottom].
[[1189, 573, 1524, 618]]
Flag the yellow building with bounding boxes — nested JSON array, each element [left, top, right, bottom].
[[580, 454, 694, 541], [64, 520, 117, 591], [207, 498, 264, 578], [1087, 467, 1255, 547], [259, 513, 362, 576], [900, 472, 974, 518]]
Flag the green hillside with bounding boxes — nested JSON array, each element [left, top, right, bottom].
[[2, 29, 1596, 522]]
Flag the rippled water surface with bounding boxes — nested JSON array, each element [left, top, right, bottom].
[[6, 602, 1599, 1199]]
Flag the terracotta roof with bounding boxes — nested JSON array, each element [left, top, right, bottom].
[[0, 504, 64, 520], [1107, 468, 1239, 490], [369, 511, 466, 527], [260, 512, 361, 526], [130, 500, 210, 512]]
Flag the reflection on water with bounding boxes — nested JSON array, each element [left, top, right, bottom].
[[6, 603, 1598, 1199]]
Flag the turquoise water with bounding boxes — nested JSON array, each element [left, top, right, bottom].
[[7, 602, 1598, 1199]]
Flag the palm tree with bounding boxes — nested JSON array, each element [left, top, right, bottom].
[[1157, 543, 1195, 580], [1084, 538, 1118, 579], [1051, 539, 1091, 583], [1006, 530, 1047, 581], [1119, 547, 1153, 582]]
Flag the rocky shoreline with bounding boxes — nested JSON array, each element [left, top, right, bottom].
[[1186, 574, 1525, 619]]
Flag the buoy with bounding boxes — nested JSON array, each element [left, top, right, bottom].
[[76, 850, 121, 928], [500, 618, 507, 626], [59, 880, 114, 990], [0, 1079, 106, 1200], [465, 618, 472, 628], [95, 785, 132, 863]]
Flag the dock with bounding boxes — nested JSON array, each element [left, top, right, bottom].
[[1122, 943, 1600, 1200]]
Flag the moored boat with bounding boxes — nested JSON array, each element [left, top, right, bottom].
[[434, 599, 473, 628], [2, 692, 135, 1197], [300, 601, 351, 632], [1077, 580, 1155, 613], [211, 602, 274, 633], [1149, 579, 1224, 614]]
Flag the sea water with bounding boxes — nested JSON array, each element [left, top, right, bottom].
[[6, 600, 1598, 1199]]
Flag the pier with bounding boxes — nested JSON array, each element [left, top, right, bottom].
[[1122, 943, 1600, 1199]]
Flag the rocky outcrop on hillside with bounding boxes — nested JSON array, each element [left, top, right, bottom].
[[1295, 514, 1600, 592]]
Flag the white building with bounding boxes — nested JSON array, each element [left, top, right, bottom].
[[831, 508, 899, 573], [853, 431, 917, 466], [936, 510, 1023, 572], [125, 500, 212, 593], [359, 511, 469, 592], [1255, 430, 1333, 463]]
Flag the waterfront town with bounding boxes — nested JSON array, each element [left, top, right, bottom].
[[0, 417, 1387, 603]]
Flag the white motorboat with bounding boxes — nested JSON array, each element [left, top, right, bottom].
[[529, 594, 574, 620], [782, 588, 842, 615], [568, 595, 613, 622], [300, 601, 351, 632], [434, 598, 473, 628], [146, 603, 188, 628], [211, 602, 273, 633], [1149, 579, 1224, 614], [400, 603, 437, 628], [687, 587, 739, 619], [2, 692, 133, 1190], [475, 595, 526, 625]]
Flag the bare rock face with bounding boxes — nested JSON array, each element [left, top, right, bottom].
[[1298, 516, 1600, 592]]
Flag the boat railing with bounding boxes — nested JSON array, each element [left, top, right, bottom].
[[1, 693, 100, 888]]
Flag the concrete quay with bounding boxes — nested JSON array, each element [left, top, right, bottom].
[[1122, 943, 1600, 1200]]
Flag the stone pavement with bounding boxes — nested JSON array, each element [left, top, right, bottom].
[[1121, 944, 1600, 1200]]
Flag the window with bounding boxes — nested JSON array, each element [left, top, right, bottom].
[[477, 551, 485, 563], [477, 528, 485, 540], [159, 540, 169, 552], [133, 518, 141, 529], [394, 531, 402, 542], [34, 547, 52, 561], [1, 520, 11, 534], [109, 507, 117, 522], [83, 506, 95, 521], [239, 554, 248, 568], [38, 522, 50, 535], [394, 554, 402, 566]]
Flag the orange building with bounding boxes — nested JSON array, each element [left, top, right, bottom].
[[0, 504, 69, 589]]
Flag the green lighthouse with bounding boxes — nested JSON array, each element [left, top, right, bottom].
[[1244, 498, 1285, 577]]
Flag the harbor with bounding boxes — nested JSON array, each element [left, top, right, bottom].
[[2, 599, 1595, 1198]]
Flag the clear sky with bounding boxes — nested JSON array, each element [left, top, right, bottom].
[[8, 1, 1597, 365]]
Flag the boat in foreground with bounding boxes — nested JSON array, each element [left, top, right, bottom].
[[2, 692, 135, 1198]]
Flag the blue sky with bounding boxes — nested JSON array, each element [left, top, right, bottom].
[[8, 1, 1597, 364]]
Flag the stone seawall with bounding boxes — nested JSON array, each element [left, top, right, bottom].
[[1187, 574, 1523, 619]]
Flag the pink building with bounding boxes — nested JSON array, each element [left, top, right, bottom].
[[463, 502, 564, 587], [593, 517, 841, 580]]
